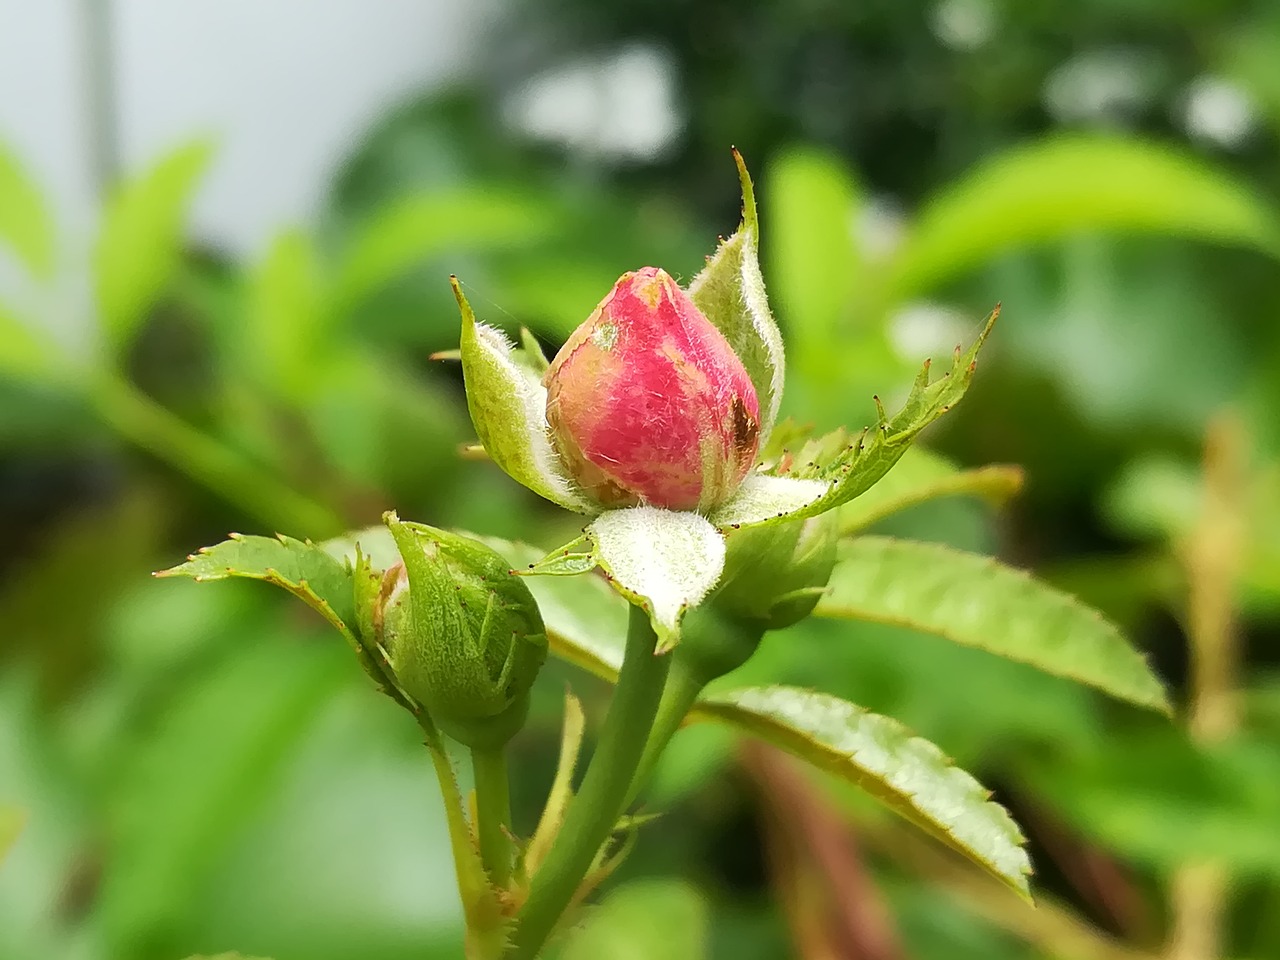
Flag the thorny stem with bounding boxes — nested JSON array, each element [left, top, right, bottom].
[[1166, 415, 1245, 960], [472, 746, 514, 889], [507, 605, 670, 959]]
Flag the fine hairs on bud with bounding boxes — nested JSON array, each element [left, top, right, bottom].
[[544, 267, 760, 511]]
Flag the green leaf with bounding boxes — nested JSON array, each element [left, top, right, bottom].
[[558, 878, 708, 960], [98, 641, 347, 955], [696, 685, 1031, 896], [815, 537, 1171, 713], [713, 309, 996, 531], [156, 533, 357, 639], [531, 507, 727, 651], [0, 301, 66, 384], [0, 806, 25, 864], [245, 229, 323, 401], [95, 140, 212, 355], [836, 448, 1024, 535], [454, 278, 591, 512], [184, 954, 274, 959], [0, 144, 56, 279], [890, 134, 1280, 297], [330, 187, 556, 318], [687, 150, 786, 441]]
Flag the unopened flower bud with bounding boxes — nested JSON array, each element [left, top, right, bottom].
[[379, 515, 547, 749], [544, 267, 761, 511]]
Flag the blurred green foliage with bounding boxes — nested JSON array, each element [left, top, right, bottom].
[[4, 1, 1280, 958]]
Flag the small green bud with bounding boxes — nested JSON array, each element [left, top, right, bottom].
[[713, 511, 839, 630], [380, 514, 548, 749]]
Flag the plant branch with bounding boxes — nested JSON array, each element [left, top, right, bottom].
[[1167, 415, 1245, 960], [472, 746, 514, 889], [507, 605, 670, 959]]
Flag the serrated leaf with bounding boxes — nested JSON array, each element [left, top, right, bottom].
[[696, 685, 1031, 896], [816, 537, 1171, 713], [454, 278, 591, 512], [890, 134, 1280, 297], [836, 448, 1024, 535], [0, 145, 56, 279], [687, 150, 786, 443], [531, 507, 727, 651], [95, 140, 212, 355], [718, 310, 996, 531], [156, 533, 357, 638], [0, 806, 25, 864]]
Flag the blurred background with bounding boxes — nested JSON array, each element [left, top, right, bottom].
[[3, 1, 1280, 958]]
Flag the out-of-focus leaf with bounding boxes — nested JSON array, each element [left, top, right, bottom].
[[156, 534, 357, 641], [98, 640, 349, 954], [1031, 732, 1280, 877], [558, 878, 708, 960], [837, 447, 1023, 535], [0, 300, 66, 384], [891, 135, 1280, 296], [1102, 455, 1201, 542], [816, 537, 1170, 713], [246, 229, 323, 400], [0, 806, 24, 864], [0, 144, 56, 278], [184, 954, 273, 959], [695, 685, 1031, 896], [330, 188, 556, 318], [94, 140, 212, 355]]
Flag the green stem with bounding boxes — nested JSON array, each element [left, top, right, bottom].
[[472, 746, 514, 888], [508, 605, 670, 959], [625, 660, 706, 808], [91, 373, 342, 537]]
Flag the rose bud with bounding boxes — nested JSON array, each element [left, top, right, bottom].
[[378, 514, 548, 749], [544, 267, 761, 511]]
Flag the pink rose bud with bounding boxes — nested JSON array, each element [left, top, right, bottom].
[[544, 267, 761, 511]]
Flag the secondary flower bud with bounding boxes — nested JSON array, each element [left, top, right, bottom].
[[544, 267, 761, 511], [380, 516, 547, 749]]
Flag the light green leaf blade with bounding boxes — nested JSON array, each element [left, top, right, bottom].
[[559, 878, 708, 960], [723, 309, 996, 530], [184, 954, 274, 959], [454, 278, 591, 512], [155, 533, 358, 643], [585, 507, 726, 651], [687, 150, 786, 441], [696, 685, 1031, 897], [891, 134, 1280, 297], [837, 447, 1024, 535], [330, 187, 556, 318], [0, 145, 56, 279], [0, 806, 25, 864], [0, 301, 66, 385], [94, 140, 212, 355], [815, 537, 1171, 713], [245, 229, 323, 401]]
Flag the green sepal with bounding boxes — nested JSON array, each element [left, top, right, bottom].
[[382, 512, 548, 749], [710, 307, 998, 531], [525, 507, 727, 652], [714, 510, 839, 630], [454, 277, 592, 512], [687, 149, 786, 443]]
